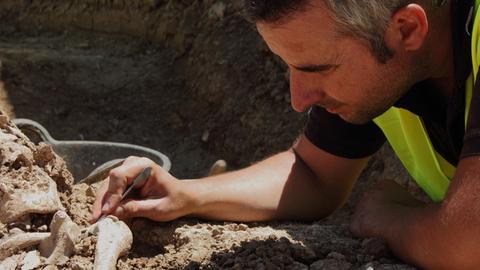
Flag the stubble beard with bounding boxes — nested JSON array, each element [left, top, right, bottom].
[[339, 77, 413, 125]]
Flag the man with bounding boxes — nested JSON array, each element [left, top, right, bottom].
[[91, 0, 480, 268]]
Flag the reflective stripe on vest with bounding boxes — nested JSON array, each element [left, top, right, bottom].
[[373, 1, 480, 202]]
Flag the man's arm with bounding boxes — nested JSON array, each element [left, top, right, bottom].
[[351, 156, 480, 269], [92, 134, 371, 222], [186, 134, 370, 221]]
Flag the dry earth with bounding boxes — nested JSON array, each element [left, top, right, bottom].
[[0, 1, 422, 269]]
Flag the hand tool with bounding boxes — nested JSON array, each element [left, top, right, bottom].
[[77, 159, 125, 185]]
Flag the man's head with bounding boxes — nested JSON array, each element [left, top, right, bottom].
[[245, 0, 449, 124]]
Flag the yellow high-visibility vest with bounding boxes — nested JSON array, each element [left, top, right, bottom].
[[373, 1, 480, 202]]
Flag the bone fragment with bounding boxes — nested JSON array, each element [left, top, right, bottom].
[[0, 253, 20, 270], [43, 265, 59, 270], [0, 230, 50, 260], [0, 167, 63, 223], [20, 250, 42, 270], [39, 210, 81, 265], [91, 216, 133, 270]]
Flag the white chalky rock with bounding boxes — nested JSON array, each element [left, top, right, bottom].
[[39, 210, 81, 265], [0, 115, 36, 171], [0, 115, 35, 146], [91, 216, 133, 270], [0, 166, 63, 223], [0, 230, 50, 260], [43, 265, 59, 270], [0, 253, 21, 270], [20, 250, 42, 270], [0, 140, 33, 167]]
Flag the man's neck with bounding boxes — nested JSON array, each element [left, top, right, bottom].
[[427, 1, 455, 99]]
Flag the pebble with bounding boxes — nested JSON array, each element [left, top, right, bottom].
[[21, 250, 41, 270], [310, 259, 352, 270]]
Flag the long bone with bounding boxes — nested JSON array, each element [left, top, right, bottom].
[[90, 216, 133, 270], [0, 229, 50, 260], [39, 210, 81, 265]]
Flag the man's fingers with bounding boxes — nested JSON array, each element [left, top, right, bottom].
[[111, 199, 159, 220], [89, 180, 123, 223], [90, 156, 159, 223], [102, 167, 130, 211], [102, 157, 154, 212], [89, 180, 109, 223]]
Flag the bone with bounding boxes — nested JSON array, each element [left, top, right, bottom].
[[21, 250, 42, 270], [0, 253, 21, 270], [0, 230, 50, 260], [0, 166, 64, 223], [91, 216, 133, 270], [39, 210, 81, 265]]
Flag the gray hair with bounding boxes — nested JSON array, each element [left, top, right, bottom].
[[244, 0, 447, 63], [323, 0, 447, 63]]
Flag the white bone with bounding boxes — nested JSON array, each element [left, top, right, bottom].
[[20, 250, 42, 270], [92, 216, 133, 270], [39, 210, 81, 265], [0, 231, 50, 260]]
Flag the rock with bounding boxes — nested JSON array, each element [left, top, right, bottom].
[[20, 250, 42, 270], [207, 159, 227, 176], [0, 253, 21, 270], [291, 244, 317, 263], [310, 259, 352, 270], [289, 261, 308, 270], [208, 2, 226, 20], [361, 238, 390, 258], [0, 167, 64, 223]]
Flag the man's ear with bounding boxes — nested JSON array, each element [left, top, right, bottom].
[[384, 4, 429, 53]]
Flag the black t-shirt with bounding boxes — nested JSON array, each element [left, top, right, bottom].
[[305, 0, 477, 165]]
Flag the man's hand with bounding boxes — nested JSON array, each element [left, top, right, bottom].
[[350, 158, 480, 269], [350, 179, 424, 238], [90, 156, 193, 223]]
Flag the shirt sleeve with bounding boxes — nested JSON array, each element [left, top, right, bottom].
[[304, 106, 386, 159], [461, 78, 480, 158]]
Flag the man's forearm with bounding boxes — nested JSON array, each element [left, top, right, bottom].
[[371, 202, 480, 270], [373, 204, 441, 268], [181, 149, 344, 222], [372, 159, 480, 269]]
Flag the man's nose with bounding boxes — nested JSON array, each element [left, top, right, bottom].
[[289, 71, 323, 112], [290, 90, 310, 112]]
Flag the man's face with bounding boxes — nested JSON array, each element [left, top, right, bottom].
[[257, 3, 416, 124]]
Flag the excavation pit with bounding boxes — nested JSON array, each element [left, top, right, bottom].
[[0, 1, 417, 269]]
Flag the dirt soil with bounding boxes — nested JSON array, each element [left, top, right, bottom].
[[0, 1, 421, 269]]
